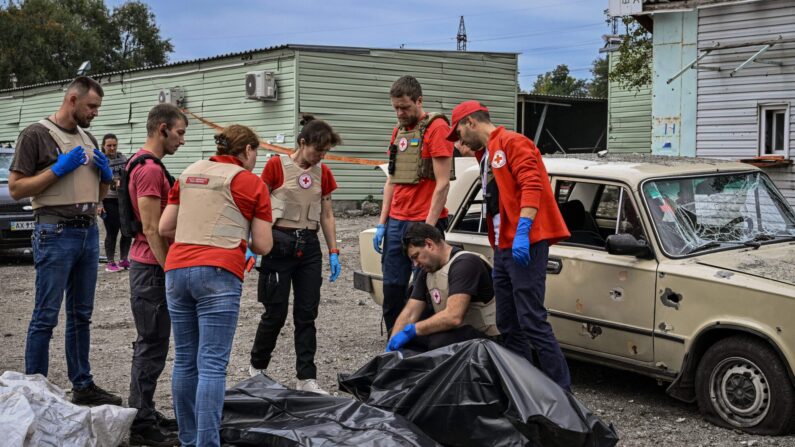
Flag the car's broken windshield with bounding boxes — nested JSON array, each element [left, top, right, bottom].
[[642, 172, 795, 257]]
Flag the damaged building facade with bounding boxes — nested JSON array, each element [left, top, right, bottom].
[[636, 0, 795, 207]]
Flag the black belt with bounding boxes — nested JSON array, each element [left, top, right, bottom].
[[35, 214, 96, 228], [273, 226, 318, 238]]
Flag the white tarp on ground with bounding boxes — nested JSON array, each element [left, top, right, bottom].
[[0, 371, 136, 447]]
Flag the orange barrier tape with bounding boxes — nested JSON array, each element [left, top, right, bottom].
[[183, 108, 384, 166]]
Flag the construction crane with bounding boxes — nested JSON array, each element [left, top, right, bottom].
[[457, 16, 467, 51]]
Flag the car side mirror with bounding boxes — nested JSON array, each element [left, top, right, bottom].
[[606, 234, 653, 259]]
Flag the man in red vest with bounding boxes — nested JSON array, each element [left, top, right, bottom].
[[447, 100, 572, 390]]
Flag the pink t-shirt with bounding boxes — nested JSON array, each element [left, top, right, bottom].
[[128, 149, 172, 265]]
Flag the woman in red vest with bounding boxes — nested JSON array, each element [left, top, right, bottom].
[[158, 125, 273, 447]]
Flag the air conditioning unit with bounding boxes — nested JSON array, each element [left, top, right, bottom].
[[245, 71, 277, 101], [158, 87, 185, 106]]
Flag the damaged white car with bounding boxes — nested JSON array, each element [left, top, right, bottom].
[[354, 154, 795, 435]]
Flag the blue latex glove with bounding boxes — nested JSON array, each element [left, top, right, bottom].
[[386, 323, 417, 352], [93, 148, 113, 183], [373, 223, 386, 254], [512, 217, 533, 267], [51, 146, 86, 177], [245, 247, 256, 272], [329, 253, 341, 282]]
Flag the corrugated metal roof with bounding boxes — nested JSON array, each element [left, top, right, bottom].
[[0, 44, 518, 94], [519, 92, 606, 102], [640, 0, 762, 13]]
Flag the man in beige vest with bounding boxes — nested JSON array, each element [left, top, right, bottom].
[[9, 76, 121, 406], [387, 223, 499, 353]]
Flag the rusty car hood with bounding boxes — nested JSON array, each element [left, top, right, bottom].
[[695, 242, 795, 287]]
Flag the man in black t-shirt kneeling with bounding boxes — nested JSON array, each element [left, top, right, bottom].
[[387, 223, 500, 353]]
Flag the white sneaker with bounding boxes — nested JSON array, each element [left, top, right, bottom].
[[249, 365, 265, 378], [295, 378, 329, 395]]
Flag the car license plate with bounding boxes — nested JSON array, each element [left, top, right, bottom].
[[11, 221, 35, 231]]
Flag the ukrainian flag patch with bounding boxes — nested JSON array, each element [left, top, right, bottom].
[[410, 138, 420, 146]]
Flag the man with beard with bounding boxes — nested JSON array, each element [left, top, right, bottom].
[[386, 223, 498, 353], [9, 76, 122, 406], [373, 75, 454, 334], [125, 103, 187, 445], [446, 100, 572, 391]]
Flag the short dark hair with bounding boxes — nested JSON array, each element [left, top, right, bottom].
[[390, 75, 422, 101], [101, 133, 117, 146], [402, 222, 443, 254], [66, 76, 104, 98], [466, 110, 491, 124], [297, 114, 341, 150], [146, 104, 188, 137]]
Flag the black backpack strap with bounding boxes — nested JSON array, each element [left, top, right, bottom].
[[126, 153, 175, 186]]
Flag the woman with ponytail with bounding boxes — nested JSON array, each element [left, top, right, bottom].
[[248, 115, 342, 395], [158, 124, 273, 447]]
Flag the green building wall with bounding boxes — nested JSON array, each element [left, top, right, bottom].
[[0, 45, 518, 201], [295, 47, 518, 200], [607, 52, 653, 153]]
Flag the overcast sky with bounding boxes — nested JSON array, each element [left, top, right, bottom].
[[106, 0, 608, 92]]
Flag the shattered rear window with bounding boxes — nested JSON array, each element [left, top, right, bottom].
[[641, 172, 795, 257]]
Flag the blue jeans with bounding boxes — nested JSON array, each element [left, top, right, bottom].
[[166, 266, 242, 447], [493, 241, 571, 390], [381, 217, 448, 334], [25, 222, 98, 388]]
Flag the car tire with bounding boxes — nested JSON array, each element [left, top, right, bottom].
[[695, 335, 795, 435]]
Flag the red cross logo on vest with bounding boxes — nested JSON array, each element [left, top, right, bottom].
[[298, 173, 313, 189], [430, 288, 442, 304], [398, 137, 408, 152], [491, 150, 507, 169]]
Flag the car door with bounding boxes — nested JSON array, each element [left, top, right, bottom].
[[547, 178, 659, 363], [445, 180, 494, 261]]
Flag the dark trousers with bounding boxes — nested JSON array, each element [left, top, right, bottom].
[[493, 241, 571, 390], [381, 217, 448, 334], [129, 261, 171, 429], [405, 325, 487, 352], [101, 198, 131, 262], [251, 231, 322, 380]]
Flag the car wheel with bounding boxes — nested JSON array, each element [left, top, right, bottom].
[[695, 335, 795, 435]]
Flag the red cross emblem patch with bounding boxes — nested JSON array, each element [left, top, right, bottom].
[[398, 137, 409, 152], [298, 173, 313, 189], [430, 288, 442, 304], [491, 150, 507, 169]]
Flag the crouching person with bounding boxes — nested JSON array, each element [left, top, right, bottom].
[[387, 223, 499, 353], [158, 125, 273, 447]]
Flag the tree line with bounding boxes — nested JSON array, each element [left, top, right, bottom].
[[0, 0, 173, 90]]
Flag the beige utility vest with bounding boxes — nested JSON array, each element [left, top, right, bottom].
[[270, 155, 322, 230], [175, 160, 250, 249], [391, 113, 454, 185], [426, 250, 500, 337], [31, 119, 100, 209]]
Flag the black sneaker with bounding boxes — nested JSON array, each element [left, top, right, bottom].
[[129, 424, 179, 446], [155, 410, 179, 432], [71, 383, 123, 406]]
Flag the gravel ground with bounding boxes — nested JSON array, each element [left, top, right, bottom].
[[1, 215, 794, 446]]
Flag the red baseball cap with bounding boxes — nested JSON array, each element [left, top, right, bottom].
[[446, 100, 490, 142]]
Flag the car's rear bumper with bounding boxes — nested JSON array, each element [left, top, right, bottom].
[[354, 271, 383, 306]]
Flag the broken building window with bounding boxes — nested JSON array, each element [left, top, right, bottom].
[[760, 105, 789, 157]]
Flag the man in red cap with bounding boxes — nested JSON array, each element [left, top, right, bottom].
[[447, 100, 572, 390]]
